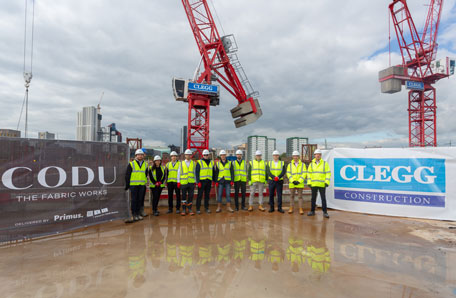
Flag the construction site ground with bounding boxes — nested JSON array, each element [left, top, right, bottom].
[[1, 199, 455, 298]]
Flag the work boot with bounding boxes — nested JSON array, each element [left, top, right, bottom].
[[259, 205, 265, 212], [299, 208, 304, 215], [154, 211, 159, 216], [278, 208, 285, 213], [323, 212, 330, 219], [167, 209, 172, 214], [248, 205, 253, 212], [216, 203, 222, 213], [307, 211, 315, 216], [227, 203, 234, 213], [140, 209, 147, 217], [268, 207, 274, 213], [235, 207, 239, 211], [288, 207, 294, 214]]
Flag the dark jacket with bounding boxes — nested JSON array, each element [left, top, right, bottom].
[[149, 165, 166, 187], [195, 159, 216, 183], [125, 159, 148, 190]]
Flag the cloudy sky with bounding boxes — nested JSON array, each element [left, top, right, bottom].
[[1, 0, 455, 151]]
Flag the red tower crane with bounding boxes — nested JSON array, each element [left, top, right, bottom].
[[379, 0, 454, 147], [173, 0, 262, 156]]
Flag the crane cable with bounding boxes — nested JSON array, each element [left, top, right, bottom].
[[17, 0, 35, 136], [208, 0, 225, 37]]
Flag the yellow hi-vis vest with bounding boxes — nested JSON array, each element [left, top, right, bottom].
[[198, 159, 214, 181], [149, 165, 165, 188], [250, 160, 266, 183], [129, 160, 147, 186], [166, 161, 180, 182], [287, 160, 306, 189], [180, 160, 196, 185], [233, 160, 247, 182], [217, 161, 231, 181], [268, 160, 284, 180], [307, 159, 331, 187]]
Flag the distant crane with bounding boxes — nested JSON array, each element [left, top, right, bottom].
[[173, 0, 262, 156], [379, 0, 455, 147]]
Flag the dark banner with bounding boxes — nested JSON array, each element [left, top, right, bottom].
[[0, 138, 129, 242]]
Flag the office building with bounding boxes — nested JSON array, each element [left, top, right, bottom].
[[181, 125, 188, 152], [0, 129, 21, 138], [247, 135, 267, 162], [286, 137, 309, 157], [267, 138, 277, 161], [38, 131, 55, 140], [76, 106, 98, 141]]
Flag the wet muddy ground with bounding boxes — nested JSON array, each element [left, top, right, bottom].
[[1, 206, 455, 298]]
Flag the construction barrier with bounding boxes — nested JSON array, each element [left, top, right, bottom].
[[0, 138, 130, 242], [323, 147, 456, 220]]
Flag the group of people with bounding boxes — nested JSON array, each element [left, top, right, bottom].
[[124, 148, 331, 223]]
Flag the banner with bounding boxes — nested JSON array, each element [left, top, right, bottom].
[[0, 138, 130, 242], [322, 147, 456, 220]]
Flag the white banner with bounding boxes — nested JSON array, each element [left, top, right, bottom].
[[322, 147, 456, 220]]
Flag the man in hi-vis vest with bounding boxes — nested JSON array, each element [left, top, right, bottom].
[[125, 149, 148, 222], [266, 150, 286, 213], [165, 151, 181, 214], [196, 149, 215, 214], [177, 149, 197, 216], [307, 149, 331, 218], [214, 150, 234, 213], [286, 151, 307, 215], [232, 150, 247, 211], [248, 150, 266, 212]]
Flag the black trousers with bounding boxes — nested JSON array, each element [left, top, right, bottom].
[[130, 185, 146, 216], [234, 181, 246, 209], [151, 187, 163, 212], [311, 186, 328, 213], [181, 183, 195, 208], [196, 179, 212, 210], [167, 182, 181, 210], [268, 181, 283, 209]]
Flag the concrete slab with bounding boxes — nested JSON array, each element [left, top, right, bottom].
[[1, 208, 455, 298]]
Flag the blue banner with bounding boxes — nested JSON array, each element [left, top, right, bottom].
[[334, 158, 445, 193]]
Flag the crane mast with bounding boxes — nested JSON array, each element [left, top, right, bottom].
[[174, 0, 262, 156], [379, 0, 454, 147]]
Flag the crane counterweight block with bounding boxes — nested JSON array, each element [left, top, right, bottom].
[[231, 98, 262, 128]]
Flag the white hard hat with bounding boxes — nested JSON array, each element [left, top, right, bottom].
[[272, 150, 280, 156], [292, 151, 300, 156], [235, 150, 243, 155], [314, 149, 322, 154], [184, 149, 192, 155], [135, 149, 144, 155], [219, 150, 227, 155], [154, 155, 161, 161], [202, 149, 210, 155], [170, 151, 178, 156], [255, 150, 262, 156]]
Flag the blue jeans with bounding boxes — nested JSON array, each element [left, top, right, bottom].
[[217, 182, 231, 203]]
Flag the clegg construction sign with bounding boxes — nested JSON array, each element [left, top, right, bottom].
[[0, 138, 129, 242], [323, 148, 455, 220]]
